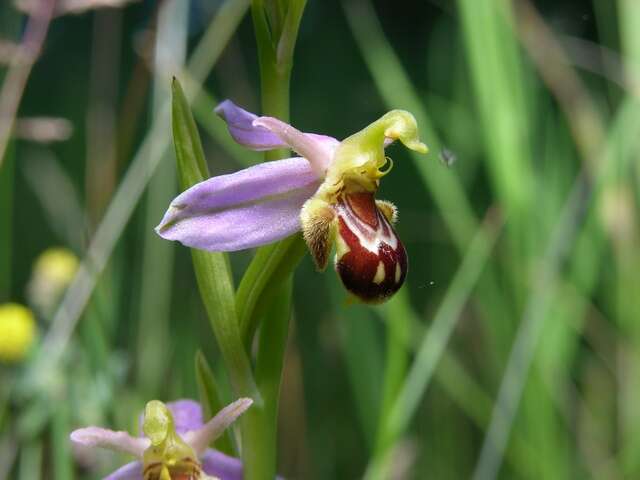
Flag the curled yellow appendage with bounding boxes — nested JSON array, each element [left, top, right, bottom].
[[325, 109, 428, 195]]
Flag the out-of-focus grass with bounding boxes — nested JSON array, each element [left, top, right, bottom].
[[135, 0, 188, 397], [1, 0, 640, 479]]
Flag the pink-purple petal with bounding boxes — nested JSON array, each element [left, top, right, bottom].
[[104, 461, 143, 480], [184, 398, 252, 455], [252, 116, 338, 176], [156, 158, 320, 252], [69, 427, 149, 458], [215, 100, 287, 151]]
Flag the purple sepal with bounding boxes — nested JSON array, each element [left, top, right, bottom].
[[156, 157, 320, 251], [215, 100, 287, 151], [215, 100, 339, 167]]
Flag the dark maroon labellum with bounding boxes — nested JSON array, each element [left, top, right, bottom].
[[333, 192, 407, 303]]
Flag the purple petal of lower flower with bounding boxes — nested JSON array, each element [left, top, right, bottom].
[[215, 100, 287, 151], [201, 449, 244, 480], [104, 461, 143, 480], [167, 399, 204, 434], [202, 450, 284, 480], [156, 157, 320, 251]]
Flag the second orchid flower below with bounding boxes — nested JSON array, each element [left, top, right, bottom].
[[156, 101, 428, 303]]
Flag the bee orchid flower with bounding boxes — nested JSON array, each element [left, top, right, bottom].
[[156, 101, 428, 303], [70, 398, 252, 480]]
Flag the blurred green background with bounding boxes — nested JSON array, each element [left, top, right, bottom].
[[1, 0, 640, 478]]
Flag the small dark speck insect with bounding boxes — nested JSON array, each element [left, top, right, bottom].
[[439, 148, 456, 167]]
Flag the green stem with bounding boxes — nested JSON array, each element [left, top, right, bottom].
[[237, 235, 306, 348], [261, 66, 291, 161], [240, 2, 306, 478], [251, 0, 292, 157], [243, 278, 293, 479]]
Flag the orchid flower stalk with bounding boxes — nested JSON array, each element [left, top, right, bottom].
[[70, 398, 252, 480], [156, 101, 428, 303]]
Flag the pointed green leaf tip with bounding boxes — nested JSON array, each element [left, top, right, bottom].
[[171, 77, 209, 190]]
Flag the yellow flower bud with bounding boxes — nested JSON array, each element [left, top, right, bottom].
[[27, 247, 78, 315], [0, 303, 37, 363]]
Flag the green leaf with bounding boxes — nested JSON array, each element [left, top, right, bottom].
[[195, 350, 235, 455], [236, 234, 306, 347], [171, 78, 257, 399], [171, 78, 210, 185]]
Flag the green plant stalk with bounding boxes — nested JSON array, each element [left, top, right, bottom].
[[250, 278, 293, 480], [239, 2, 306, 478], [252, 0, 289, 162], [242, 266, 294, 480], [237, 234, 306, 347]]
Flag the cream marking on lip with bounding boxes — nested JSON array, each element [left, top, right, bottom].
[[334, 230, 351, 260], [373, 261, 385, 284], [337, 201, 398, 253], [395, 263, 401, 283]]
